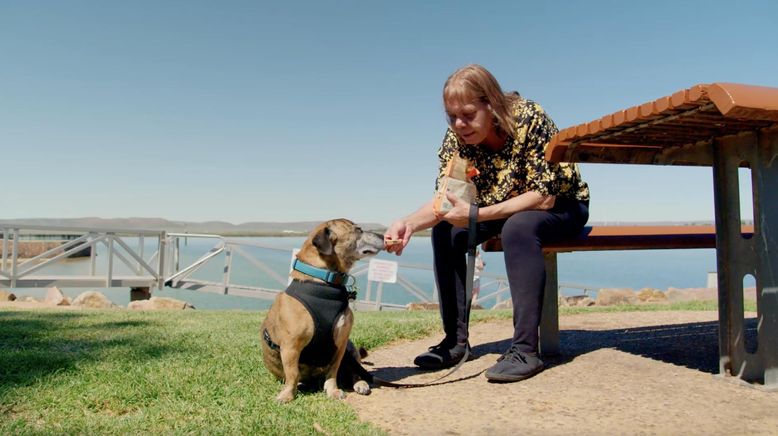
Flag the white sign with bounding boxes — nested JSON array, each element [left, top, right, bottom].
[[367, 259, 398, 283]]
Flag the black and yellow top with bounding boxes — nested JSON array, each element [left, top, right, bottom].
[[436, 97, 590, 207]]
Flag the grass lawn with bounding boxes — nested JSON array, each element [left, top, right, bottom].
[[0, 302, 737, 434]]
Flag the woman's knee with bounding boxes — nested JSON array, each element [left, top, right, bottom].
[[431, 221, 451, 244], [432, 221, 469, 253], [501, 212, 546, 249]]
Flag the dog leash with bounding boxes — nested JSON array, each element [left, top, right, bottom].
[[363, 203, 482, 389]]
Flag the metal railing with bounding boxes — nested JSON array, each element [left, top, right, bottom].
[[163, 233, 447, 310], [1, 224, 167, 290], [1, 224, 596, 310]]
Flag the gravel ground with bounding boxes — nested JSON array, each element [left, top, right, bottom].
[[345, 311, 778, 435]]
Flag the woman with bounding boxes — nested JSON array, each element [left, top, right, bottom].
[[384, 64, 589, 382]]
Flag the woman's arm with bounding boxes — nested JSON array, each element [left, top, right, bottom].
[[439, 191, 555, 228], [384, 199, 441, 255], [478, 191, 555, 222]]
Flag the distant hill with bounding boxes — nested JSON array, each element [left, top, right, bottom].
[[1, 217, 749, 237], [0, 217, 389, 236]]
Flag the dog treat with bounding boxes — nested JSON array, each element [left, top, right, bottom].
[[384, 239, 402, 246]]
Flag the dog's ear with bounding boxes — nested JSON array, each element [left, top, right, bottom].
[[312, 226, 334, 256]]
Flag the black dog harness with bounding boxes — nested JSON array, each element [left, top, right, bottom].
[[263, 279, 352, 367]]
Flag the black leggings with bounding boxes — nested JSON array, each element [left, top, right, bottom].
[[431, 198, 589, 353]]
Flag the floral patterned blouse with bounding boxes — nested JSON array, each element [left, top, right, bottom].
[[435, 97, 590, 207]]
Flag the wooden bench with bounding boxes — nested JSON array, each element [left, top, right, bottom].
[[481, 224, 754, 356]]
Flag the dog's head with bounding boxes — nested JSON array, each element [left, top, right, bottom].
[[297, 218, 384, 274]]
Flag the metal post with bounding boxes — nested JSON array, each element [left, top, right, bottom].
[[1, 228, 7, 273], [90, 233, 97, 275], [157, 232, 167, 290], [138, 234, 145, 274], [174, 237, 180, 274], [106, 234, 114, 288], [375, 282, 384, 310], [10, 228, 19, 288], [222, 246, 232, 295], [1, 228, 5, 273], [364, 280, 372, 304]]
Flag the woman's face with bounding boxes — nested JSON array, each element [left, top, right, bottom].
[[445, 97, 495, 145]]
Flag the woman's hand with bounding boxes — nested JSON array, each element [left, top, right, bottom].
[[384, 219, 413, 255], [439, 192, 475, 228]]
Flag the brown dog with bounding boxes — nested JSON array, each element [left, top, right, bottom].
[[260, 219, 384, 403]]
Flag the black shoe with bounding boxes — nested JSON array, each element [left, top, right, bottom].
[[414, 338, 471, 370], [485, 344, 544, 382]]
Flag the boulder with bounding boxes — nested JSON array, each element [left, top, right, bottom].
[[0, 289, 16, 301], [560, 295, 596, 307], [19, 296, 41, 303], [637, 288, 668, 303], [44, 287, 70, 306], [72, 291, 117, 309], [406, 302, 440, 311], [492, 299, 513, 310], [665, 287, 717, 302], [128, 296, 195, 310], [595, 288, 637, 306]]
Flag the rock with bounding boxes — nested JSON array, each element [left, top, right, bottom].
[[560, 295, 595, 307], [665, 287, 718, 302], [492, 299, 513, 310], [406, 302, 440, 311], [595, 288, 637, 306], [128, 296, 195, 310], [72, 291, 117, 309], [637, 288, 668, 303], [0, 289, 17, 301], [19, 296, 41, 303], [44, 287, 70, 306]]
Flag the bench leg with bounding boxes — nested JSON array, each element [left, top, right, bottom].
[[539, 252, 560, 357], [714, 131, 778, 388]]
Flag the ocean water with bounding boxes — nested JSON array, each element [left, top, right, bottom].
[[9, 236, 744, 310]]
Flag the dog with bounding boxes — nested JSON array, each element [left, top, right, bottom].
[[260, 219, 384, 403]]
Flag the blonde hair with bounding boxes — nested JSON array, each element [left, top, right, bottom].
[[443, 64, 521, 137]]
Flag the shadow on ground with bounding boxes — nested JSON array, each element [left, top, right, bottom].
[[476, 318, 758, 375], [367, 317, 758, 383], [0, 310, 175, 399]]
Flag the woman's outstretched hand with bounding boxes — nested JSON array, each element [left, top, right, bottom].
[[384, 220, 413, 256]]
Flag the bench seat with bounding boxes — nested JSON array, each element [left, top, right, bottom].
[[481, 224, 754, 356]]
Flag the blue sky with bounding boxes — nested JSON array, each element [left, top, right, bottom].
[[2, 0, 776, 225]]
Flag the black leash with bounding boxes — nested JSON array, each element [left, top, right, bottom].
[[364, 203, 482, 389]]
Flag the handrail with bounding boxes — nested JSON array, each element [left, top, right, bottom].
[[1, 224, 167, 290], [0, 224, 532, 310]]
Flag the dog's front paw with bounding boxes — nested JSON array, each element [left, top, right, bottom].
[[276, 388, 295, 403], [353, 380, 371, 395], [326, 388, 346, 400]]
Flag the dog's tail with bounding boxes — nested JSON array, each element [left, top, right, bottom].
[[341, 348, 375, 384]]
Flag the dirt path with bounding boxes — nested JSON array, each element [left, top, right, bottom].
[[345, 311, 778, 435]]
